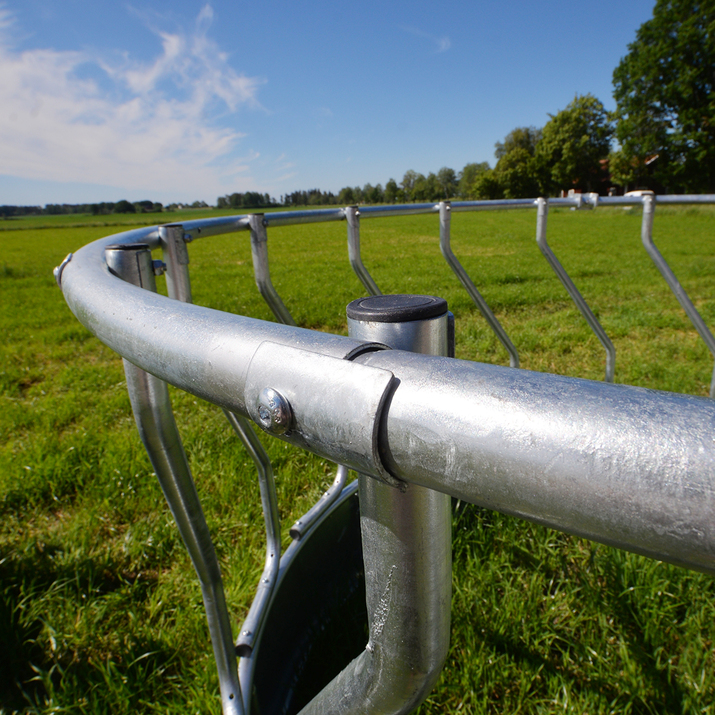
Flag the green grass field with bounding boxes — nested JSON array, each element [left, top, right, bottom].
[[2, 205, 715, 714]]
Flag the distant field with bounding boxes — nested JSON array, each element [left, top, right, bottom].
[[2, 206, 714, 714]]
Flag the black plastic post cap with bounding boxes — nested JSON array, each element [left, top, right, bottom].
[[346, 294, 448, 323]]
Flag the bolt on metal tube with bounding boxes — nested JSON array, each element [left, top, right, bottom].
[[105, 243, 243, 715], [439, 201, 519, 368], [299, 294, 452, 715], [640, 195, 715, 397], [535, 198, 615, 382]]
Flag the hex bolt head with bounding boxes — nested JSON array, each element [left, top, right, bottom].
[[256, 387, 292, 435]]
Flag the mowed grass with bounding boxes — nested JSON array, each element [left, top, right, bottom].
[[1, 205, 714, 714]]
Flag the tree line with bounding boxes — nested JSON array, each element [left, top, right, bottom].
[[271, 0, 715, 204]]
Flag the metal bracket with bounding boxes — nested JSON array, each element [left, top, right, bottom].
[[244, 341, 399, 485]]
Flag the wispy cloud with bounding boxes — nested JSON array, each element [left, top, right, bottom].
[[0, 4, 264, 198], [401, 26, 451, 53]]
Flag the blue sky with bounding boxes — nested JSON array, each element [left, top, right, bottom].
[[1, 0, 656, 206]]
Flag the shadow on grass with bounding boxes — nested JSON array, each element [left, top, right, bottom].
[[0, 546, 173, 711]]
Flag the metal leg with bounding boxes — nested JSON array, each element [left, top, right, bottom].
[[641, 195, 715, 397], [535, 198, 616, 382], [438, 201, 520, 368], [299, 295, 452, 714], [346, 206, 382, 296], [106, 243, 243, 715], [248, 213, 296, 326]]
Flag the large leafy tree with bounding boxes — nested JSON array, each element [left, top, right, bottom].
[[492, 127, 544, 198], [537, 94, 613, 193], [612, 0, 715, 192]]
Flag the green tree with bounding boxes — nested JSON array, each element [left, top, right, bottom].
[[384, 178, 399, 203], [537, 94, 613, 194], [495, 127, 542, 160], [612, 0, 715, 192], [491, 127, 544, 198], [436, 167, 458, 199], [458, 162, 490, 199]]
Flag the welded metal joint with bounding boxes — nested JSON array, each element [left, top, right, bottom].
[[256, 387, 293, 435]]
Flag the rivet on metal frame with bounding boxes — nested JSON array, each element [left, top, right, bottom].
[[256, 387, 293, 435]]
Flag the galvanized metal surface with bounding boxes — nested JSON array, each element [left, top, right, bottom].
[[298, 298, 452, 715], [248, 214, 297, 326], [346, 206, 381, 296], [57, 195, 715, 714], [640, 195, 715, 398], [535, 198, 615, 382], [61, 219, 715, 575], [105, 244, 243, 715], [439, 201, 519, 368]]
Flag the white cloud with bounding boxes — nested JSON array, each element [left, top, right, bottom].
[[401, 26, 451, 54], [0, 4, 264, 199]]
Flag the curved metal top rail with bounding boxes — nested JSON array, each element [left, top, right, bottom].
[[56, 211, 715, 575], [167, 193, 715, 243]]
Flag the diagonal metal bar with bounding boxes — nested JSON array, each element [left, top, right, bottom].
[[248, 213, 296, 326], [439, 201, 519, 368], [345, 205, 382, 296], [641, 195, 715, 397], [535, 198, 615, 382], [107, 241, 243, 715]]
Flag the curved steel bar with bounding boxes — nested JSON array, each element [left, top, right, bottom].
[[263, 207, 346, 227], [359, 202, 439, 218], [535, 198, 615, 382], [289, 464, 349, 540], [59, 217, 715, 575], [105, 244, 243, 715], [641, 195, 715, 398], [248, 214, 297, 326], [157, 230, 281, 691], [439, 201, 519, 368], [451, 198, 541, 212], [345, 206, 381, 296], [224, 412, 281, 662]]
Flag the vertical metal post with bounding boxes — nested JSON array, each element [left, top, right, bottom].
[[300, 295, 452, 715], [346, 205, 382, 296], [159, 224, 192, 304], [439, 201, 520, 368], [104, 243, 243, 715], [641, 195, 715, 397], [535, 198, 616, 383], [248, 214, 296, 326]]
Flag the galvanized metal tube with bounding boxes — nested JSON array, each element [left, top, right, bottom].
[[224, 411, 281, 662], [640, 195, 715, 397], [346, 206, 381, 296], [105, 244, 243, 715], [158, 226, 281, 680], [263, 207, 346, 227], [300, 295, 452, 715], [248, 214, 296, 326], [355, 348, 715, 574], [439, 201, 519, 368], [61, 214, 715, 575], [289, 464, 349, 540], [535, 198, 615, 382], [159, 224, 192, 304]]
